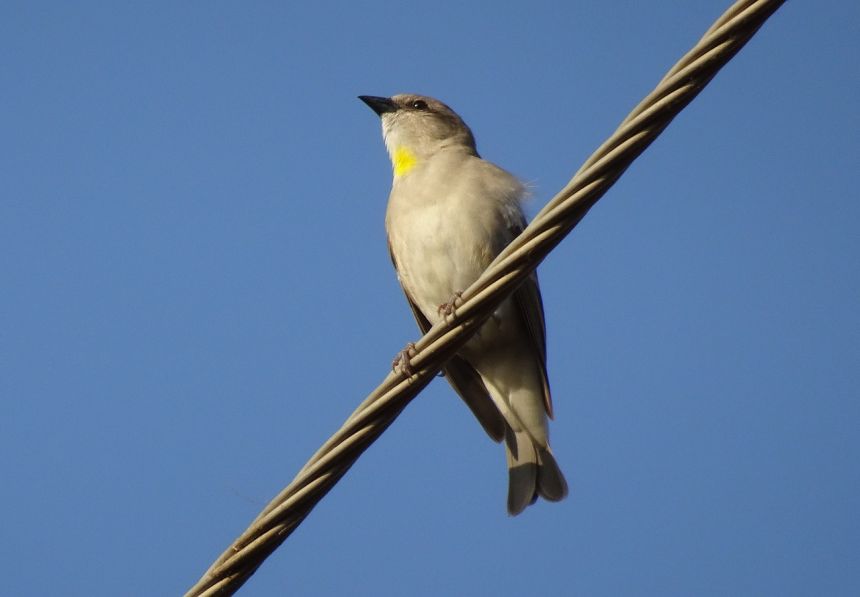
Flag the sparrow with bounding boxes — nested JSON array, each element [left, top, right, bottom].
[[360, 93, 567, 515]]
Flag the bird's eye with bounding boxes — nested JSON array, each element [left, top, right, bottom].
[[411, 100, 428, 110]]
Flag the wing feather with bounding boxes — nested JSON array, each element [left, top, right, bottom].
[[507, 223, 554, 419]]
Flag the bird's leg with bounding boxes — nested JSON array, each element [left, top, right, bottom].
[[437, 290, 464, 321], [392, 342, 417, 377]]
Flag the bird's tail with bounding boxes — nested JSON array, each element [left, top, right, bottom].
[[505, 425, 568, 516]]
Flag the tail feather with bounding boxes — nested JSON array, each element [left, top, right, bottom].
[[536, 447, 568, 502], [506, 427, 538, 515], [505, 426, 568, 515]]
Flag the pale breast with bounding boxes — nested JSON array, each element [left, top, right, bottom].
[[386, 152, 525, 324]]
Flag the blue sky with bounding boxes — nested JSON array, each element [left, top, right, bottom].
[[2, 2, 858, 595]]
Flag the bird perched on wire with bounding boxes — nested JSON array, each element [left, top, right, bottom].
[[359, 93, 567, 515]]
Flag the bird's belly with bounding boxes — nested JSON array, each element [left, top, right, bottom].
[[389, 205, 490, 323]]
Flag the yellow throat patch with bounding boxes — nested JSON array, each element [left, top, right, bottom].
[[392, 146, 418, 177]]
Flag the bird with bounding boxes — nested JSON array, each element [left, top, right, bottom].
[[359, 93, 567, 515]]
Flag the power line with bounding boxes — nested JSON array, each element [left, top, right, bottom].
[[185, 2, 787, 594]]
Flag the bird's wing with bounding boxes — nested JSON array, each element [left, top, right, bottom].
[[389, 242, 506, 442], [508, 224, 554, 419]]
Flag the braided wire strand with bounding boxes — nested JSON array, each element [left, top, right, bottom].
[[185, 1, 787, 594]]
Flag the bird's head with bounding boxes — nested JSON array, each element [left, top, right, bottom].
[[359, 94, 477, 176]]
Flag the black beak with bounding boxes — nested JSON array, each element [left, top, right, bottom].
[[359, 95, 397, 116]]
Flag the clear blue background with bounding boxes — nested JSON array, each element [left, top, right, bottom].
[[2, 2, 858, 595]]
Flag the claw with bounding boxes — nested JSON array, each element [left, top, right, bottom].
[[392, 342, 417, 377], [437, 291, 464, 320]]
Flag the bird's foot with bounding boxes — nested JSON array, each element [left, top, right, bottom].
[[392, 342, 417, 377], [437, 291, 464, 320]]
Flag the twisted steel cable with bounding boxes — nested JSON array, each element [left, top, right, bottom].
[[185, 1, 787, 594]]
